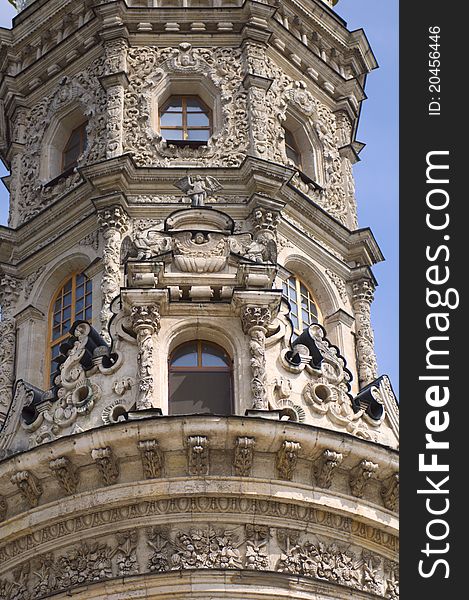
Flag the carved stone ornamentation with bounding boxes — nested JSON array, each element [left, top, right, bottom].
[[233, 436, 255, 477], [0, 273, 21, 419], [349, 459, 379, 498], [0, 496, 7, 522], [313, 449, 343, 488], [381, 472, 399, 511], [124, 45, 249, 168], [49, 456, 79, 495], [241, 305, 272, 410], [131, 305, 161, 410], [187, 435, 209, 476], [11, 470, 43, 508], [352, 279, 379, 388], [174, 175, 222, 206], [276, 440, 301, 481], [91, 446, 119, 486], [115, 529, 139, 576], [138, 439, 164, 479], [245, 525, 270, 571], [97, 206, 129, 341]]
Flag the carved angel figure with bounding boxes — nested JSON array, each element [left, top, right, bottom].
[[134, 225, 171, 259], [245, 233, 278, 264], [174, 175, 222, 207]]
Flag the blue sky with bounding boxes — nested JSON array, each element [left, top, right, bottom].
[[0, 0, 398, 394]]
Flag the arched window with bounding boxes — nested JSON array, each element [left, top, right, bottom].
[[47, 272, 92, 386], [282, 275, 319, 335], [168, 340, 232, 416], [159, 96, 211, 144], [284, 128, 302, 168], [62, 121, 87, 172]]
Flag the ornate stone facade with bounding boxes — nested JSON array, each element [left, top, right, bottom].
[[0, 1, 397, 599]]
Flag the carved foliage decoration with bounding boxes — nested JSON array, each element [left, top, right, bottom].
[[131, 305, 161, 410], [381, 473, 399, 512], [0, 274, 20, 418], [91, 446, 119, 486], [138, 439, 164, 479], [233, 436, 255, 477], [241, 305, 272, 410], [124, 44, 249, 167], [16, 62, 107, 225], [276, 440, 301, 481], [349, 460, 379, 498], [352, 279, 379, 388], [313, 449, 343, 489], [187, 435, 209, 476], [49, 456, 79, 495], [10, 471, 43, 508]]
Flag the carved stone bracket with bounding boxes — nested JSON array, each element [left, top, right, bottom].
[[91, 446, 119, 486], [233, 436, 255, 477], [349, 459, 378, 498], [241, 305, 272, 411], [138, 439, 164, 479], [97, 205, 129, 341], [49, 457, 79, 495], [187, 435, 209, 476], [276, 440, 301, 481], [352, 278, 379, 388], [381, 472, 399, 511], [131, 304, 161, 410], [11, 471, 43, 508], [313, 449, 343, 489]]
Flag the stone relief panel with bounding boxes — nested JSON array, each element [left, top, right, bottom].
[[0, 520, 399, 599], [13, 60, 108, 226], [124, 43, 249, 167]]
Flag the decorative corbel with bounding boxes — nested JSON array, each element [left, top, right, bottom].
[[349, 459, 378, 498], [313, 449, 343, 488], [49, 456, 80, 495], [91, 446, 119, 486], [381, 472, 399, 511], [276, 440, 301, 481], [138, 439, 164, 479], [11, 470, 43, 508], [187, 435, 209, 476], [233, 436, 256, 477]]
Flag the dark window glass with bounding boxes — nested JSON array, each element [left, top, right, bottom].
[[284, 128, 302, 168], [169, 341, 232, 416], [62, 122, 88, 172]]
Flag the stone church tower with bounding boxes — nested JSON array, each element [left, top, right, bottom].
[[0, 0, 398, 598]]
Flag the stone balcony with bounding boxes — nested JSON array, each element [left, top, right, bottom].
[[0, 415, 398, 599]]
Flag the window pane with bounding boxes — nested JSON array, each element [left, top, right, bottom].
[[186, 97, 205, 111], [187, 113, 209, 127], [169, 372, 231, 416], [291, 314, 299, 331], [64, 280, 72, 293], [85, 307, 92, 320], [187, 129, 210, 141], [161, 129, 183, 140], [160, 112, 183, 127], [171, 342, 198, 367], [76, 298, 84, 314], [164, 97, 183, 111], [201, 343, 230, 367]]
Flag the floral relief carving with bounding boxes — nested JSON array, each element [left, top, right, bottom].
[[91, 446, 119, 486], [49, 456, 79, 495], [131, 305, 161, 410], [115, 530, 139, 576], [10, 471, 43, 508], [187, 435, 209, 476], [0, 274, 21, 418], [14, 62, 107, 226], [0, 496, 7, 522], [124, 44, 249, 168], [276, 440, 301, 481], [381, 472, 399, 511], [245, 525, 270, 571], [241, 305, 272, 410], [349, 459, 379, 498], [138, 439, 164, 479], [313, 449, 343, 489], [352, 279, 379, 388], [97, 206, 129, 342], [233, 436, 255, 477]]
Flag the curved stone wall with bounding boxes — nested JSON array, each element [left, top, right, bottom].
[[0, 416, 398, 599]]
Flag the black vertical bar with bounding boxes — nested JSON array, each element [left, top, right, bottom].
[[400, 1, 465, 597]]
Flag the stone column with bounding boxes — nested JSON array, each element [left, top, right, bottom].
[[241, 305, 272, 410], [130, 305, 160, 410], [242, 40, 274, 160], [97, 206, 129, 342], [7, 107, 28, 228], [100, 38, 129, 159], [0, 274, 21, 423], [352, 279, 378, 388]]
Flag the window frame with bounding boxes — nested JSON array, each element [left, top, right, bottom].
[[282, 275, 321, 335], [168, 340, 233, 415], [158, 95, 212, 144], [46, 271, 92, 387]]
